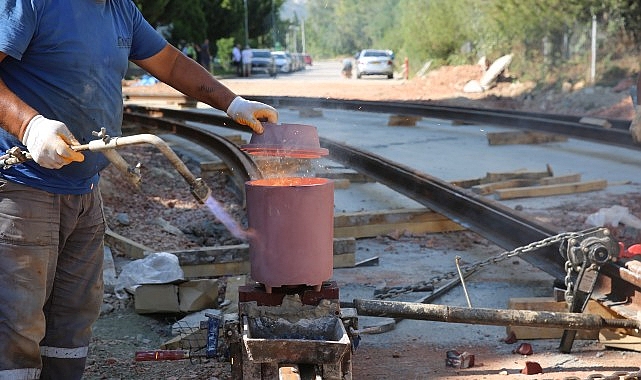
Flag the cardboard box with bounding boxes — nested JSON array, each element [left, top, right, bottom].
[[134, 279, 219, 314]]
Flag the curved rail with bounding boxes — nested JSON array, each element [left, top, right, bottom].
[[122, 107, 262, 187], [122, 100, 641, 315]]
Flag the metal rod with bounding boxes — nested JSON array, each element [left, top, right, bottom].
[[75, 134, 211, 203], [455, 256, 472, 308], [353, 298, 640, 331]]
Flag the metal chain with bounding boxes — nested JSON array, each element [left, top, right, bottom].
[[563, 371, 641, 380], [375, 231, 575, 300]]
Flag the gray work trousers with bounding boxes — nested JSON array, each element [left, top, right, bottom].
[[0, 180, 105, 380]]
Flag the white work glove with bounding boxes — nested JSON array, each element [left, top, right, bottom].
[[22, 115, 85, 169], [226, 96, 278, 134], [630, 108, 641, 144]]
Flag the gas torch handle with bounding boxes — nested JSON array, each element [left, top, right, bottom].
[[134, 350, 190, 361]]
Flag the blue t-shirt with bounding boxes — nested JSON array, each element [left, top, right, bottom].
[[0, 0, 167, 194]]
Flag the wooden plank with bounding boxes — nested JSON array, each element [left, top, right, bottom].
[[182, 262, 250, 278], [482, 166, 553, 183], [471, 179, 536, 195], [104, 228, 152, 259], [579, 116, 612, 129], [174, 238, 356, 278], [538, 173, 581, 185], [334, 208, 463, 238], [180, 252, 356, 278], [495, 179, 607, 200], [452, 166, 554, 188], [471, 174, 582, 195], [388, 115, 421, 126], [506, 297, 614, 340], [298, 108, 323, 117], [600, 329, 641, 352], [487, 130, 568, 145]]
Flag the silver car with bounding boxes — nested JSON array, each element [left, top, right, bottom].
[[356, 49, 394, 79]]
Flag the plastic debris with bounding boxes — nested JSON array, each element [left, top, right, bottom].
[[445, 350, 475, 369]]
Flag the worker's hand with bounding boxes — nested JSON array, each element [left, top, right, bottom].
[[226, 96, 278, 134], [22, 115, 85, 169], [630, 109, 641, 144]]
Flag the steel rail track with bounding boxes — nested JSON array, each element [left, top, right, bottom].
[[122, 101, 641, 313], [244, 96, 640, 150]]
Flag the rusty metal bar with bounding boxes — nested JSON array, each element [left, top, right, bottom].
[[353, 298, 640, 331]]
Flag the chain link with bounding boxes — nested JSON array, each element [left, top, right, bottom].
[[376, 232, 575, 300], [562, 371, 641, 380]]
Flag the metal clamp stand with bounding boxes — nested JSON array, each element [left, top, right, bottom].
[[558, 227, 618, 353]]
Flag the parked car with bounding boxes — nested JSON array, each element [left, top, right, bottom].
[[303, 53, 313, 66], [355, 49, 394, 79], [271, 51, 291, 73], [250, 49, 276, 76]]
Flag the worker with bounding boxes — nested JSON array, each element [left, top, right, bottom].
[[0, 1, 278, 379]]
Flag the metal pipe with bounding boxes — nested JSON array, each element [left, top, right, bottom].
[[353, 298, 640, 331], [75, 134, 210, 203], [101, 149, 141, 188]]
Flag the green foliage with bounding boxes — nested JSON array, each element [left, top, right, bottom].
[[134, 0, 641, 82], [304, 0, 641, 81], [135, 0, 282, 52], [216, 37, 235, 71]]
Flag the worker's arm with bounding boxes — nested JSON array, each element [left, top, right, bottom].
[[0, 52, 37, 140], [132, 44, 277, 133], [0, 52, 84, 168]]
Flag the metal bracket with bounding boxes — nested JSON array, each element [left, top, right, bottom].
[[558, 227, 618, 353]]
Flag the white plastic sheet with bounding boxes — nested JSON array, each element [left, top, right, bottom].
[[114, 252, 184, 299]]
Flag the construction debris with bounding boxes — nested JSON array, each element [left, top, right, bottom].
[[445, 350, 475, 369], [452, 166, 608, 200], [486, 130, 568, 145], [521, 361, 543, 375]]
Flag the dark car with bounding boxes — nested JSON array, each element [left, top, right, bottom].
[[250, 49, 276, 76]]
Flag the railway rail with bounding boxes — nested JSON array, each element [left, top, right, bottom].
[[122, 98, 641, 321]]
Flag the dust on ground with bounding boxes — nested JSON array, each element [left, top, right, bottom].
[[87, 63, 641, 379]]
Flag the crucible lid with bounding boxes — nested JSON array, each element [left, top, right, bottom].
[[241, 122, 329, 158]]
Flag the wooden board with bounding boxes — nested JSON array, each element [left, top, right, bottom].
[[487, 130, 568, 145], [388, 114, 421, 126], [506, 297, 616, 340], [451, 166, 554, 188], [579, 116, 612, 129], [175, 238, 356, 278], [334, 208, 463, 238], [471, 173, 582, 195], [495, 179, 607, 200], [104, 228, 152, 259]]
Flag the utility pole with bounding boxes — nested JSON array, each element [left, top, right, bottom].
[[590, 14, 597, 84], [301, 18, 305, 53], [243, 0, 249, 47]]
